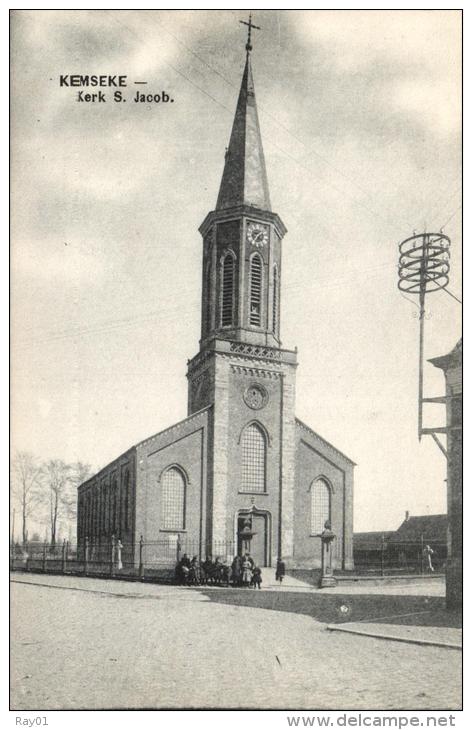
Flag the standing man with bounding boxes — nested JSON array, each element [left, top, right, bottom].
[[275, 557, 286, 584]]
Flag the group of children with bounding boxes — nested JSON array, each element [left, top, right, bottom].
[[175, 552, 287, 588], [232, 554, 286, 588]]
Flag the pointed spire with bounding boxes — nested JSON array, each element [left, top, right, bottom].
[[216, 51, 271, 212]]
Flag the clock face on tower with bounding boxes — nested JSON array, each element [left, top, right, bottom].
[[246, 221, 269, 248]]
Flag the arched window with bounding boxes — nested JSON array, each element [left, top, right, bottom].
[[161, 467, 186, 530], [86, 493, 91, 537], [221, 253, 235, 327], [98, 486, 103, 535], [90, 493, 95, 537], [118, 479, 123, 533], [311, 478, 331, 534], [241, 423, 266, 493], [104, 484, 110, 535], [249, 254, 263, 326], [124, 469, 130, 531], [93, 491, 98, 537], [272, 265, 279, 333], [205, 260, 212, 333], [112, 478, 118, 534]]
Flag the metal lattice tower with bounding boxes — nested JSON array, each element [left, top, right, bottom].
[[397, 232, 451, 449]]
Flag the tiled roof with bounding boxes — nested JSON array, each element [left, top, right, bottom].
[[353, 531, 395, 549], [389, 514, 447, 542]]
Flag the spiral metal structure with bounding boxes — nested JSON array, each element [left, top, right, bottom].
[[398, 232, 451, 296], [397, 232, 451, 443]]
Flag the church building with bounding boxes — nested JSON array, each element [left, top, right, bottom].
[[77, 29, 355, 571]]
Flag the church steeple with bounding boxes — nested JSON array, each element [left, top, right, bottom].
[[196, 16, 287, 358], [216, 52, 271, 212]]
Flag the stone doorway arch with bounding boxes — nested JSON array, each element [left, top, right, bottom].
[[234, 506, 272, 567]]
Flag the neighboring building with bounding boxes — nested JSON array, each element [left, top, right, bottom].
[[430, 339, 462, 608], [353, 512, 448, 572], [353, 530, 395, 568], [389, 513, 448, 545], [77, 37, 355, 570], [388, 513, 448, 570]]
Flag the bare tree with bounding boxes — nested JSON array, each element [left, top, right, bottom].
[[63, 462, 92, 539], [42, 460, 71, 546], [11, 451, 44, 545]]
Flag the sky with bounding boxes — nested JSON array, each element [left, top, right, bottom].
[[11, 9, 462, 532]]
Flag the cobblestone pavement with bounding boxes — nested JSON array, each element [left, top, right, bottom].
[[11, 574, 461, 711]]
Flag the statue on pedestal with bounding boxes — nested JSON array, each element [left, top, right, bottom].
[[318, 520, 337, 588]]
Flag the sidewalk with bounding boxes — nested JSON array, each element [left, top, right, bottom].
[[259, 567, 314, 590], [327, 619, 462, 650]]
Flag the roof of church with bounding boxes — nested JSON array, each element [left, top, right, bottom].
[[78, 405, 213, 491], [134, 404, 213, 451], [295, 417, 356, 465], [216, 52, 271, 212]]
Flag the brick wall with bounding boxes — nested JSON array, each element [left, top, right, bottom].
[[293, 421, 354, 569]]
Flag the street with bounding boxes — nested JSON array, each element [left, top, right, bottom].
[[10, 574, 461, 710]]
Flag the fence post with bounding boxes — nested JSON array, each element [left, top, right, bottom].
[[61, 539, 66, 573], [42, 543, 47, 572], [380, 534, 385, 577], [420, 534, 424, 575], [176, 536, 181, 563], [139, 535, 144, 580], [110, 534, 116, 577], [84, 537, 89, 575]]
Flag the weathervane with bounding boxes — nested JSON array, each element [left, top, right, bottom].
[[239, 12, 261, 53]]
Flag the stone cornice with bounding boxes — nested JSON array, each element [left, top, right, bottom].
[[187, 338, 297, 376], [230, 364, 282, 379], [199, 205, 287, 239]]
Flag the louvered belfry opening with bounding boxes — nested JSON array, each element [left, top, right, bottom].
[[249, 254, 263, 326], [221, 253, 235, 327], [272, 265, 278, 333]]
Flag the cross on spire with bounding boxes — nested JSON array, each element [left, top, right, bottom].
[[239, 12, 261, 53]]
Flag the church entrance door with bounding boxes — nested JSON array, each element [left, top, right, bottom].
[[237, 511, 269, 567]]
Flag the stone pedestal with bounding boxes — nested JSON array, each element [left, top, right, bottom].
[[318, 522, 337, 589]]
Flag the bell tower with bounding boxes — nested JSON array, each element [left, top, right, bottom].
[[198, 26, 287, 352], [186, 17, 297, 563]]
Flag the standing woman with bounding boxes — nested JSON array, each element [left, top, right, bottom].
[[242, 554, 253, 587], [231, 555, 242, 587]]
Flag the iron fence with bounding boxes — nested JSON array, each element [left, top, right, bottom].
[[353, 538, 447, 576], [10, 536, 446, 581], [9, 536, 239, 582]]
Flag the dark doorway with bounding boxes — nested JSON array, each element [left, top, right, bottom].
[[237, 512, 269, 567]]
